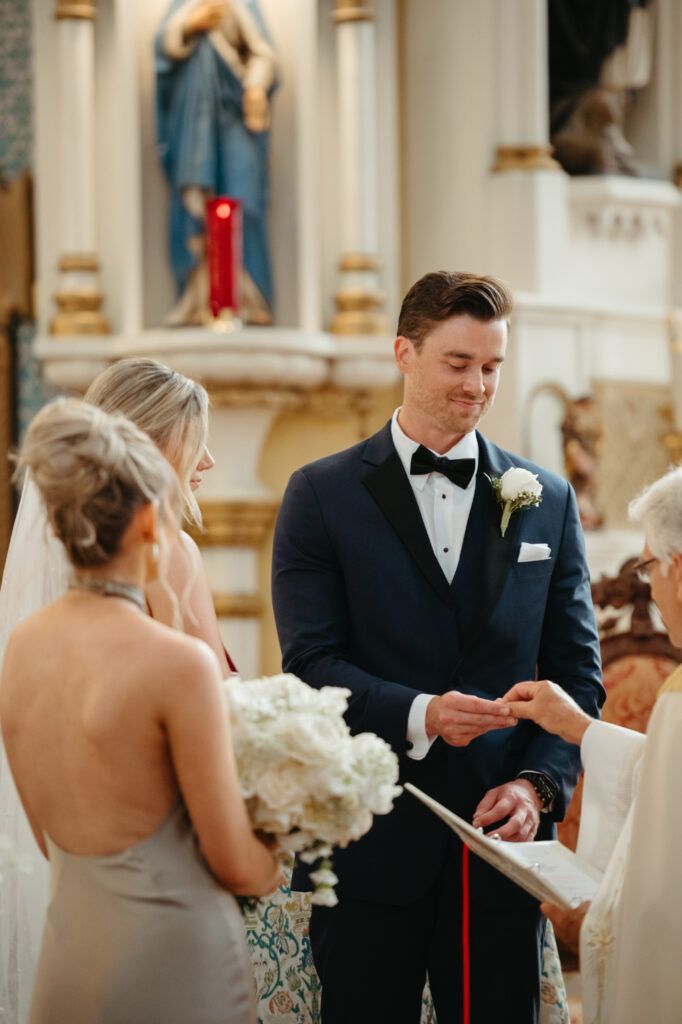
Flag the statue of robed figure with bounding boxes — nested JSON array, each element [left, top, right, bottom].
[[154, 0, 278, 326]]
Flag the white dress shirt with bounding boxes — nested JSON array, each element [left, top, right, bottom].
[[390, 410, 478, 759]]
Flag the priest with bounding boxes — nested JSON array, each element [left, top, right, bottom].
[[503, 465, 682, 1024]]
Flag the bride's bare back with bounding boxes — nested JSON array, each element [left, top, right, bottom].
[[0, 398, 278, 898], [1, 588, 278, 895], [2, 593, 192, 855]]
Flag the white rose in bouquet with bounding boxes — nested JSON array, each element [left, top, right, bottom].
[[225, 673, 402, 905]]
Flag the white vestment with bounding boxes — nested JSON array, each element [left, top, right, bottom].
[[577, 666, 682, 1024]]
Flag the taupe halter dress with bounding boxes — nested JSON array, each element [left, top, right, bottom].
[[28, 802, 256, 1024]]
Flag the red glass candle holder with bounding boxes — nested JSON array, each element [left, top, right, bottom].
[[206, 196, 243, 321]]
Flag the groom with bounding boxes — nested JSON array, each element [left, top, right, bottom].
[[271, 271, 604, 1023]]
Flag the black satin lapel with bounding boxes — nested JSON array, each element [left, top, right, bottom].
[[363, 452, 453, 606], [457, 472, 521, 661]]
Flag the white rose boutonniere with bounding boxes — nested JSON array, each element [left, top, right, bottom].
[[487, 467, 543, 537]]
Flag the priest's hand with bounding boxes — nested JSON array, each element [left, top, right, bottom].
[[472, 779, 541, 842], [501, 679, 592, 746], [425, 692, 517, 747]]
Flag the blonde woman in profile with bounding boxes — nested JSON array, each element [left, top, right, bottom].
[[0, 399, 280, 1023], [84, 357, 236, 675], [0, 358, 235, 1022]]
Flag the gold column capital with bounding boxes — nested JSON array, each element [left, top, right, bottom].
[[330, 286, 390, 335], [58, 252, 99, 273], [333, 0, 375, 24], [492, 144, 561, 173], [55, 0, 96, 20], [188, 499, 280, 548], [339, 252, 380, 273], [50, 289, 110, 335], [213, 593, 263, 619], [51, 249, 109, 335]]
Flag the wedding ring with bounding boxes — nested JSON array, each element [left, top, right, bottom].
[[491, 832, 501, 841]]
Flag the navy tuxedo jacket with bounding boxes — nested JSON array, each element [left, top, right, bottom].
[[272, 423, 604, 906]]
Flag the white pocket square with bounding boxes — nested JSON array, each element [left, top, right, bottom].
[[518, 542, 551, 563]]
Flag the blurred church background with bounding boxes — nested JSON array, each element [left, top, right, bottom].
[[4, 0, 681, 679], [2, 1, 682, 1020]]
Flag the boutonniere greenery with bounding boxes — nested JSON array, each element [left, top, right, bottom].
[[486, 467, 543, 537]]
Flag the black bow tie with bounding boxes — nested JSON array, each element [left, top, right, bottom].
[[409, 445, 476, 489]]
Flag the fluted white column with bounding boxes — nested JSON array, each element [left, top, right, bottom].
[[52, 0, 108, 334], [492, 0, 559, 172], [330, 0, 388, 335]]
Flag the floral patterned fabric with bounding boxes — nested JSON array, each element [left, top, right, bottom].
[[245, 868, 569, 1024]]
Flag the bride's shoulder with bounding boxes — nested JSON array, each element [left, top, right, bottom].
[[0, 610, 53, 706], [148, 628, 224, 721], [160, 528, 203, 589], [2, 601, 59, 659], [144, 619, 221, 688]]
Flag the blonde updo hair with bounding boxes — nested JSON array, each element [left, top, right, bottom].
[[84, 358, 209, 527], [18, 398, 179, 569]]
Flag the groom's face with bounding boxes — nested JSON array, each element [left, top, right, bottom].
[[398, 314, 507, 442]]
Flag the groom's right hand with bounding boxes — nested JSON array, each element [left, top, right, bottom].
[[425, 692, 517, 747]]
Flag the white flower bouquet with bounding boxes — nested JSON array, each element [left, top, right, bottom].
[[225, 673, 402, 906]]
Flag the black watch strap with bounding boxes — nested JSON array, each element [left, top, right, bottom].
[[517, 770, 557, 813]]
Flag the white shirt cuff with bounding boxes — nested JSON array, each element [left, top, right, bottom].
[[406, 693, 437, 760]]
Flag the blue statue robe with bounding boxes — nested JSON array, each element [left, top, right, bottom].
[[154, 0, 275, 311]]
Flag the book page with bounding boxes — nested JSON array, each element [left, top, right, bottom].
[[405, 783, 603, 910]]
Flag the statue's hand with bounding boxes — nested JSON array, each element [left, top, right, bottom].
[[244, 85, 270, 133], [184, 0, 227, 39]]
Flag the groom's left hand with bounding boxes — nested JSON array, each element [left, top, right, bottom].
[[471, 780, 542, 842]]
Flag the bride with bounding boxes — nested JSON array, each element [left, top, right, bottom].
[[0, 358, 235, 1023], [1, 398, 280, 1022]]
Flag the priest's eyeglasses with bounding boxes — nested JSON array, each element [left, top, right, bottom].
[[634, 557, 658, 583]]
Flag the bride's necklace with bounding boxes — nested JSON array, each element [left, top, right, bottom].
[[69, 576, 148, 614]]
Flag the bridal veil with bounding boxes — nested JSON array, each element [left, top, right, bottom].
[[0, 475, 69, 1023]]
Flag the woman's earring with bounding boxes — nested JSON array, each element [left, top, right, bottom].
[[151, 542, 160, 566]]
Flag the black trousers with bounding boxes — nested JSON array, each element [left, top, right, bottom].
[[309, 842, 544, 1024]]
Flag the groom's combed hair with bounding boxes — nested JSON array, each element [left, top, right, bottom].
[[397, 271, 513, 350]]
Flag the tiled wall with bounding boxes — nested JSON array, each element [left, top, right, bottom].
[[0, 0, 33, 179], [0, 0, 59, 441]]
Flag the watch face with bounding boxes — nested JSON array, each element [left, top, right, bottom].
[[521, 772, 555, 809]]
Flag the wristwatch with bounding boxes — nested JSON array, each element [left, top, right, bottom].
[[517, 771, 557, 813]]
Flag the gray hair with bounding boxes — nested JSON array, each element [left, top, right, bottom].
[[628, 466, 682, 563]]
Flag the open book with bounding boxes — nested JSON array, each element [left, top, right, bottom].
[[405, 783, 603, 910]]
